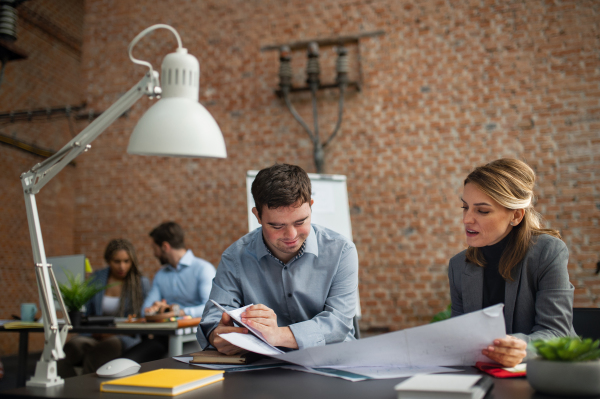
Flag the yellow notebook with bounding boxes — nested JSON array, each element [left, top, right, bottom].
[[99, 369, 224, 396]]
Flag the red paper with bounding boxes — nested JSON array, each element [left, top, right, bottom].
[[475, 362, 526, 378]]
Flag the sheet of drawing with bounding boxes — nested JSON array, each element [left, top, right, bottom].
[[270, 304, 505, 368], [172, 357, 245, 370], [218, 332, 283, 356], [326, 365, 461, 379], [172, 356, 285, 372], [211, 300, 282, 353], [273, 328, 412, 368], [280, 365, 369, 382], [403, 304, 505, 366]]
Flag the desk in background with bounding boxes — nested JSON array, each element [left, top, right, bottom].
[[0, 325, 197, 388], [1, 356, 589, 399]]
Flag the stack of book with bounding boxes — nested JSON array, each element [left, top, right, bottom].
[[115, 317, 201, 329], [188, 350, 263, 365]]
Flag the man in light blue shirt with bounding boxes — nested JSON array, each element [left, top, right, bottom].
[[197, 164, 358, 354], [143, 221, 216, 318]]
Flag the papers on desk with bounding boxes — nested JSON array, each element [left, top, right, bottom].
[[210, 300, 284, 355], [173, 356, 458, 381], [219, 304, 506, 370], [282, 365, 461, 382], [3, 321, 44, 329], [218, 331, 282, 356], [173, 356, 286, 372]]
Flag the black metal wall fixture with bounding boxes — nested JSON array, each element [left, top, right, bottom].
[[0, 0, 29, 90], [262, 31, 384, 173]]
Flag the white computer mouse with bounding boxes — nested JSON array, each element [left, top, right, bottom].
[[96, 358, 141, 378]]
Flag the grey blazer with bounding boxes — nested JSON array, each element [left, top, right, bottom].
[[448, 234, 576, 343]]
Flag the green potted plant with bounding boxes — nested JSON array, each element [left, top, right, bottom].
[[430, 304, 452, 323], [54, 270, 107, 326], [527, 336, 600, 396]]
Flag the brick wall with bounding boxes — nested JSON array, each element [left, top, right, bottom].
[[0, 0, 84, 357], [0, 0, 598, 356]]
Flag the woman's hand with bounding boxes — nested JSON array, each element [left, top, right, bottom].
[[482, 335, 527, 367]]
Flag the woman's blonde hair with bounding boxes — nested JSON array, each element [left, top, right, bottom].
[[464, 158, 561, 280]]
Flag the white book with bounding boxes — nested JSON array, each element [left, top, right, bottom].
[[394, 374, 494, 399]]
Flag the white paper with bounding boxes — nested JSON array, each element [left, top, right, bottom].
[[219, 332, 283, 356], [328, 365, 461, 380], [221, 304, 506, 369], [172, 356, 285, 372], [281, 365, 369, 381], [210, 300, 284, 354]]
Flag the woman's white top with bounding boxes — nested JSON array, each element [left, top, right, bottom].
[[102, 295, 120, 316]]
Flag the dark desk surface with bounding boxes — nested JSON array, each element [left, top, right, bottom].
[[0, 356, 592, 399]]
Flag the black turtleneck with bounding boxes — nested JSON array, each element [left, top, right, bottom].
[[481, 232, 511, 308]]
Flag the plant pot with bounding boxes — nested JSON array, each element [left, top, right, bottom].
[[527, 358, 600, 396], [68, 310, 84, 327]]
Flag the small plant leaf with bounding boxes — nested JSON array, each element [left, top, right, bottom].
[[532, 337, 600, 362], [54, 268, 108, 312]]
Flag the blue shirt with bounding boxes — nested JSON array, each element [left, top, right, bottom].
[[143, 250, 216, 318], [197, 224, 358, 350]]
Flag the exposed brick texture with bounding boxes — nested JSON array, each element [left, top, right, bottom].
[[0, 0, 83, 357], [0, 0, 599, 357]]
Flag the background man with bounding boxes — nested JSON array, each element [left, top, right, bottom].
[[143, 221, 216, 318], [197, 164, 359, 354]]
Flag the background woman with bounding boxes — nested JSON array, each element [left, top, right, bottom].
[[448, 158, 576, 367], [58, 238, 150, 377]]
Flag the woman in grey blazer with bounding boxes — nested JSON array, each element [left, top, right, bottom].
[[448, 159, 575, 367]]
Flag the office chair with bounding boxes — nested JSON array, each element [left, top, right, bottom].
[[353, 315, 361, 339], [572, 308, 600, 340]]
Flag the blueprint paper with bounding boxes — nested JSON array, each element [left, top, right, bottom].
[[327, 365, 460, 379], [172, 356, 285, 372], [281, 365, 370, 381], [172, 357, 458, 380], [219, 304, 506, 369], [281, 365, 459, 381]]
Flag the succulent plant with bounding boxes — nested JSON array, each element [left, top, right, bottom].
[[532, 336, 600, 362]]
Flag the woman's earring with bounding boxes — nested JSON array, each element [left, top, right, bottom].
[[510, 222, 515, 226]]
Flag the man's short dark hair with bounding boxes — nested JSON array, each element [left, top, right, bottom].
[[251, 164, 312, 218], [149, 221, 186, 249]]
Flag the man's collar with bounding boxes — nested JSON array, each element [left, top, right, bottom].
[[304, 225, 318, 257], [255, 225, 318, 261], [166, 249, 193, 270]]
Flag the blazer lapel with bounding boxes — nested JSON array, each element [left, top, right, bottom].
[[504, 260, 523, 334], [462, 262, 483, 314]]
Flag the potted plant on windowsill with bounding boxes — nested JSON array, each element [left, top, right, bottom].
[[527, 336, 600, 397], [55, 270, 107, 326]]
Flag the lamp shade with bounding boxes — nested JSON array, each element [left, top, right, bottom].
[[127, 47, 227, 158], [127, 97, 227, 158]]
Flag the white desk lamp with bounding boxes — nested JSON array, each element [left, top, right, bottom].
[[20, 24, 226, 388]]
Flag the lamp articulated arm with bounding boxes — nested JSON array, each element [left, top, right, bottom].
[[18, 22, 227, 388], [20, 71, 160, 388]]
